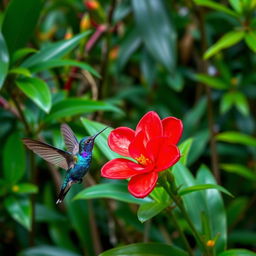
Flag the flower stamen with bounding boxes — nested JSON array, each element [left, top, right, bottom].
[[135, 154, 151, 166]]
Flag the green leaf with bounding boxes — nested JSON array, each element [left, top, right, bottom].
[[21, 31, 91, 68], [179, 138, 193, 166], [195, 74, 229, 90], [137, 201, 170, 223], [196, 165, 227, 253], [1, 0, 42, 55], [99, 243, 188, 256], [179, 184, 233, 197], [74, 183, 151, 205], [229, 230, 256, 245], [81, 118, 119, 160], [0, 32, 9, 89], [218, 249, 256, 256], [4, 196, 32, 230], [221, 163, 256, 181], [11, 183, 38, 194], [3, 132, 26, 184], [227, 197, 249, 227], [138, 187, 170, 222], [117, 28, 142, 69], [12, 47, 37, 64], [30, 59, 100, 78], [172, 162, 206, 231], [216, 131, 256, 147], [35, 204, 66, 223], [9, 67, 32, 77], [204, 31, 245, 59], [229, 0, 242, 13], [16, 77, 52, 113], [233, 91, 249, 116], [132, 0, 176, 72], [194, 0, 239, 18], [220, 92, 235, 114], [245, 31, 256, 52], [19, 246, 80, 256], [45, 99, 121, 123]]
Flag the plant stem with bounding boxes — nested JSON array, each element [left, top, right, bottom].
[[167, 207, 194, 256], [159, 173, 210, 256]]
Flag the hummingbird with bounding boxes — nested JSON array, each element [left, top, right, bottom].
[[22, 124, 108, 204]]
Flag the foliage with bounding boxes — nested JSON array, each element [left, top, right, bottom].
[[0, 0, 256, 255]]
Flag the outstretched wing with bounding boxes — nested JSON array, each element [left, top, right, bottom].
[[61, 124, 79, 154], [22, 138, 74, 170]]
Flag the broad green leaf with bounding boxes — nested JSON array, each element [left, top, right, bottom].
[[221, 163, 256, 181], [19, 246, 80, 256], [132, 0, 176, 72], [11, 183, 38, 194], [220, 92, 235, 114], [12, 47, 37, 64], [179, 138, 193, 166], [35, 204, 66, 223], [137, 201, 170, 223], [172, 162, 206, 231], [74, 183, 151, 204], [141, 49, 156, 87], [195, 74, 229, 90], [16, 77, 52, 113], [0, 32, 9, 89], [9, 67, 32, 77], [3, 132, 26, 184], [194, 0, 239, 18], [227, 197, 249, 227], [45, 99, 121, 123], [65, 186, 95, 255], [0, 179, 8, 196], [216, 131, 256, 147], [22, 31, 91, 68], [204, 31, 245, 59], [233, 91, 249, 116], [81, 118, 120, 160], [30, 59, 100, 78], [229, 0, 242, 13], [196, 165, 227, 253], [138, 187, 170, 222], [4, 196, 32, 230], [245, 31, 256, 52], [117, 28, 142, 69], [218, 249, 256, 256], [2, 0, 42, 55], [179, 184, 233, 197], [99, 243, 188, 256], [229, 230, 256, 245]]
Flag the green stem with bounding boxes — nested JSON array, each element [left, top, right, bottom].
[[167, 207, 194, 256], [159, 172, 211, 256]]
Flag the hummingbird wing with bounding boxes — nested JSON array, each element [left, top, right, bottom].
[[22, 138, 74, 170], [61, 124, 79, 155]]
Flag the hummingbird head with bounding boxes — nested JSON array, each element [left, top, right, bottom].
[[79, 127, 108, 153]]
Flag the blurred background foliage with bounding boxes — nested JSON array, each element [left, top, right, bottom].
[[0, 0, 256, 255]]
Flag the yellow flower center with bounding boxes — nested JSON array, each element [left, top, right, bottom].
[[12, 185, 19, 192], [135, 154, 151, 166], [206, 240, 215, 247]]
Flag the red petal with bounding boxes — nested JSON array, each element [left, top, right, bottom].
[[128, 172, 158, 198], [135, 111, 163, 143], [101, 158, 140, 179], [146, 137, 180, 171], [128, 131, 152, 163], [162, 117, 183, 144], [108, 127, 135, 157]]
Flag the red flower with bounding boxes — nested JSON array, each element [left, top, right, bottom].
[[101, 111, 183, 198]]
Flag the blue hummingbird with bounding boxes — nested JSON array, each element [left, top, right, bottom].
[[22, 124, 108, 204]]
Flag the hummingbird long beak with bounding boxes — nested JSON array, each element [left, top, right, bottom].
[[92, 126, 109, 140]]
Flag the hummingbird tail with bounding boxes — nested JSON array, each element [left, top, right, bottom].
[[56, 180, 73, 204]]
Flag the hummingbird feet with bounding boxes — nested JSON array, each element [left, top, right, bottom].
[[78, 179, 83, 184]]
